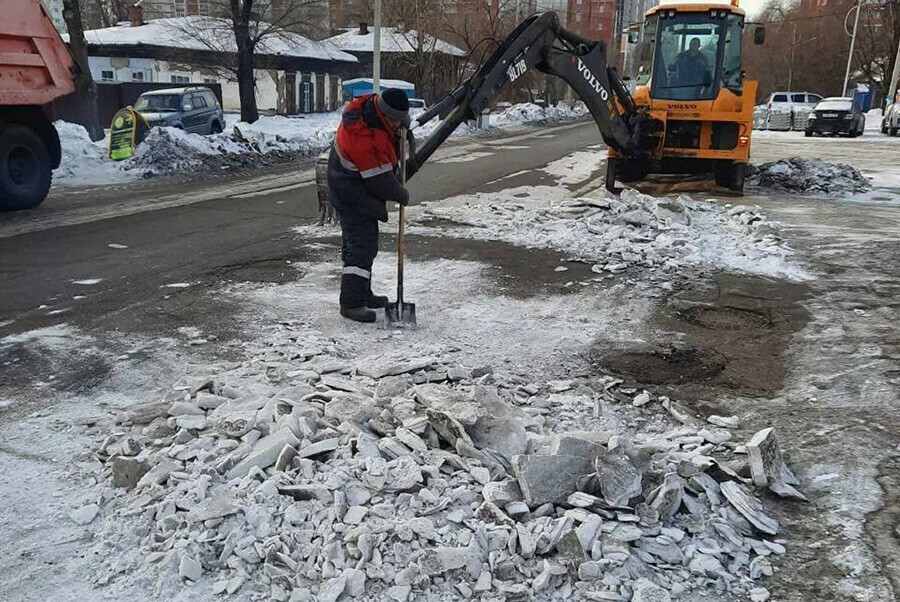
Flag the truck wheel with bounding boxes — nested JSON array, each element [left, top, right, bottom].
[[0, 124, 52, 211], [715, 162, 745, 193]]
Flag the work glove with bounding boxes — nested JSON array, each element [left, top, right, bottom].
[[396, 185, 410, 206]]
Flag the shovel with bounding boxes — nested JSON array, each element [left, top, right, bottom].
[[384, 127, 417, 329]]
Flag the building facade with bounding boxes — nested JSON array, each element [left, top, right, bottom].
[[75, 12, 358, 113], [566, 0, 616, 43]]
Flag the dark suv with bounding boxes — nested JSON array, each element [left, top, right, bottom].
[[134, 87, 225, 135], [805, 97, 865, 137]]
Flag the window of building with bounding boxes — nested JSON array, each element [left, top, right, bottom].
[[170, 74, 191, 84], [203, 78, 218, 85], [100, 70, 115, 81], [132, 71, 145, 81], [597, 22, 603, 31], [576, 13, 582, 22]]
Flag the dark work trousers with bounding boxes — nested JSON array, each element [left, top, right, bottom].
[[336, 209, 379, 308]]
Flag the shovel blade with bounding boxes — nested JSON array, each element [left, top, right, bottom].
[[384, 301, 417, 329]]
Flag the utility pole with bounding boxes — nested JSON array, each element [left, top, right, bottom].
[[373, 0, 382, 93], [788, 24, 817, 94], [888, 32, 900, 104], [843, 0, 863, 97]]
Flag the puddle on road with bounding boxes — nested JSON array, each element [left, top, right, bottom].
[[597, 346, 727, 385], [592, 271, 810, 400]]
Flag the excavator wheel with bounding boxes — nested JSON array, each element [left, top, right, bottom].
[[617, 159, 649, 183], [715, 161, 745, 193]]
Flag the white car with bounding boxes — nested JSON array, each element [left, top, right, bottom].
[[766, 91, 823, 112], [882, 102, 900, 135]]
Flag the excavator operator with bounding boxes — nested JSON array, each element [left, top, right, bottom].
[[671, 37, 710, 93]]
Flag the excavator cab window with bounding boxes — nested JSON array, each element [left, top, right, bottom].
[[634, 15, 658, 86], [652, 11, 743, 101]]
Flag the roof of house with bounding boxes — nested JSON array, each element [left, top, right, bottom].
[[67, 16, 357, 63], [342, 78, 415, 90], [325, 27, 466, 57]]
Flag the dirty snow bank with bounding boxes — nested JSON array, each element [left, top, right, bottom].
[[52, 121, 133, 187], [66, 314, 796, 602], [748, 158, 871, 194], [54, 102, 587, 186], [408, 187, 809, 281]]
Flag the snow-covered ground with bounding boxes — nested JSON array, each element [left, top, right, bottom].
[[53, 102, 588, 188], [401, 186, 808, 282]]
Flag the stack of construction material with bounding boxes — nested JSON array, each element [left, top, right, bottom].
[[791, 107, 812, 131], [766, 107, 792, 131]]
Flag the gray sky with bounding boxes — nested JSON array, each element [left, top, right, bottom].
[[741, 0, 769, 19], [658, 0, 769, 19]]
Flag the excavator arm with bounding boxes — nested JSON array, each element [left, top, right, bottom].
[[409, 11, 660, 177]]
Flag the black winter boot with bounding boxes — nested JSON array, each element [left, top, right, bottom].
[[340, 305, 376, 323], [366, 294, 389, 309]]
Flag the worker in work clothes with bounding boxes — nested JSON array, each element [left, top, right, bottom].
[[672, 37, 710, 91], [327, 88, 411, 323]]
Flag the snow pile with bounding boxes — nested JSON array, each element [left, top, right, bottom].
[[68, 322, 797, 602], [748, 157, 871, 194], [753, 106, 768, 131], [491, 102, 588, 127], [231, 114, 342, 154], [130, 125, 302, 176], [409, 187, 807, 280], [52, 122, 132, 186], [53, 101, 589, 185]]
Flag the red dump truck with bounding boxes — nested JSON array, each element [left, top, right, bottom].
[[1, 0, 76, 210]]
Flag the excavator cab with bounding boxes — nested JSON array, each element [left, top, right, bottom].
[[610, 2, 760, 192]]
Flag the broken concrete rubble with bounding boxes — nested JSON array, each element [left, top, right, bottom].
[[748, 427, 806, 501], [73, 340, 798, 602], [513, 454, 593, 505]]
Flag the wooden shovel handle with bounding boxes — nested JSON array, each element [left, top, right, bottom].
[[397, 128, 407, 305]]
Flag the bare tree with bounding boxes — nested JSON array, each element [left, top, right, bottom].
[[171, 0, 325, 122], [62, 0, 104, 140], [378, 0, 462, 101], [743, 0, 898, 103]]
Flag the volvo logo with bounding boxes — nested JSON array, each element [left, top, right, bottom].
[[577, 59, 609, 101]]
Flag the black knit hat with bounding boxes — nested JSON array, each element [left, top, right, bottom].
[[377, 88, 411, 126]]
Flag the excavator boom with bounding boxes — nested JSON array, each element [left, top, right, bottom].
[[410, 12, 660, 176]]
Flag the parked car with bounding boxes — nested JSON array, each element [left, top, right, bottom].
[[133, 87, 225, 135], [882, 101, 900, 135], [766, 91, 823, 112], [805, 97, 865, 137], [408, 98, 427, 110]]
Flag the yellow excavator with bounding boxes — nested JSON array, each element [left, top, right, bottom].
[[317, 4, 764, 197], [610, 1, 765, 192]]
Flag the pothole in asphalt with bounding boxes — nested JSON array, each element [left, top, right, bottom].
[[676, 305, 772, 330], [595, 346, 727, 385]]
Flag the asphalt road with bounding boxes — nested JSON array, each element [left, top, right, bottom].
[[0, 120, 602, 337]]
